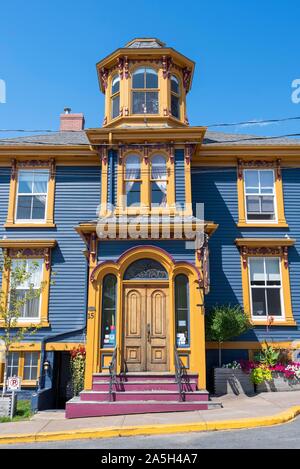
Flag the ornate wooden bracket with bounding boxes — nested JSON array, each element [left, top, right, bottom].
[[7, 247, 52, 270], [11, 159, 17, 180], [237, 158, 282, 180], [169, 142, 175, 164], [89, 232, 97, 264], [182, 67, 192, 91], [162, 55, 173, 79], [99, 67, 109, 89], [184, 143, 196, 165], [118, 142, 124, 165], [98, 145, 108, 165], [143, 142, 149, 164]]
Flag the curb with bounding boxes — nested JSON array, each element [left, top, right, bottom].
[[1, 406, 300, 444]]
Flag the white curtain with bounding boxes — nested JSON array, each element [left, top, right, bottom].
[[152, 156, 167, 206]]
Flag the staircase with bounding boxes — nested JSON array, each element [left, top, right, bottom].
[[65, 373, 219, 419]]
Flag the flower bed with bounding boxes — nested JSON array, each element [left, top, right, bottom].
[[239, 360, 300, 393]]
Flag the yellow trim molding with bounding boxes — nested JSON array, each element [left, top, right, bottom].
[[236, 159, 287, 227], [0, 240, 56, 328], [235, 238, 296, 326], [6, 159, 56, 228]]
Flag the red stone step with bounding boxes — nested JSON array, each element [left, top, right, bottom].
[[92, 381, 198, 392], [65, 399, 211, 419], [80, 390, 209, 402]]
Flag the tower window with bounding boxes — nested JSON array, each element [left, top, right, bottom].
[[132, 68, 158, 114], [111, 75, 120, 119], [125, 154, 141, 206], [170, 75, 180, 119]]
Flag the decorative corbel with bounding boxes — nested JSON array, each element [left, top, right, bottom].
[[283, 246, 289, 269], [237, 159, 243, 180], [124, 56, 129, 79], [276, 159, 282, 180], [144, 143, 149, 164], [118, 143, 124, 165], [117, 57, 124, 79], [44, 248, 51, 271], [49, 158, 56, 180], [11, 159, 17, 180], [169, 142, 175, 164], [99, 145, 108, 165], [240, 245, 248, 269], [89, 232, 97, 264], [185, 143, 195, 165], [182, 67, 191, 91], [162, 56, 172, 79], [100, 67, 109, 90]]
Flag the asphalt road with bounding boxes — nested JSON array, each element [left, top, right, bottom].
[[1, 416, 300, 449]]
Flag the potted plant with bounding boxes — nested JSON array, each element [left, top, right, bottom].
[[206, 305, 253, 395]]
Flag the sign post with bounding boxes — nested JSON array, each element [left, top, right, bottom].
[[7, 376, 21, 419]]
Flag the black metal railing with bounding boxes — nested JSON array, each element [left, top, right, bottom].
[[108, 347, 118, 401], [174, 346, 185, 401]]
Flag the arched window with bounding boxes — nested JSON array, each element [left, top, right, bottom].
[[125, 154, 141, 206], [132, 67, 159, 114], [175, 274, 189, 346], [101, 274, 117, 347], [151, 154, 167, 207], [124, 259, 168, 280], [111, 75, 120, 119], [170, 75, 180, 119]]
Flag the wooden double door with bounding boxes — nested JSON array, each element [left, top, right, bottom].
[[123, 284, 169, 372]]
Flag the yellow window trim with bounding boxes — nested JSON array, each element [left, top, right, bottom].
[[237, 158, 287, 227], [0, 240, 56, 328], [6, 159, 56, 227], [0, 351, 40, 386], [235, 238, 296, 326]]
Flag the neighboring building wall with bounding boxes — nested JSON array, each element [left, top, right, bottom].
[[0, 165, 101, 343], [192, 166, 300, 343]]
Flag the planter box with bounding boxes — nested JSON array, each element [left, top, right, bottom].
[[214, 368, 255, 396], [257, 373, 300, 392], [0, 394, 17, 418]]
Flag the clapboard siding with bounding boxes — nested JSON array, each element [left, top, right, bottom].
[[98, 239, 195, 264], [192, 167, 300, 343], [0, 166, 101, 342]]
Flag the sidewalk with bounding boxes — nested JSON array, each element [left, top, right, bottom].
[[0, 392, 300, 444]]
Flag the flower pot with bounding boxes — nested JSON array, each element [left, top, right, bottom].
[[256, 372, 300, 392], [214, 368, 255, 396]]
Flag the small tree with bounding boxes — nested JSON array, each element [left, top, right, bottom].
[[0, 253, 45, 396], [206, 305, 252, 367]]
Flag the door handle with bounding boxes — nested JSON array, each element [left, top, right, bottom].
[[147, 323, 151, 343]]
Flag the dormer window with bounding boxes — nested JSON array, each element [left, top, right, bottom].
[[111, 75, 120, 119], [170, 75, 180, 119], [132, 67, 159, 114]]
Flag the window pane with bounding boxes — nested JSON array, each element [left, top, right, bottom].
[[111, 95, 120, 119], [266, 258, 281, 285], [132, 91, 145, 113], [126, 181, 141, 206], [7, 352, 19, 377], [246, 196, 260, 213], [32, 195, 46, 219], [267, 289, 282, 316], [151, 182, 167, 206], [171, 75, 179, 94], [145, 92, 158, 114], [260, 170, 274, 188], [171, 94, 180, 119], [24, 296, 40, 318], [245, 170, 259, 189], [249, 258, 265, 285], [151, 155, 167, 179], [101, 275, 117, 347], [33, 171, 48, 193], [16, 196, 32, 219], [126, 155, 140, 179], [175, 275, 189, 346], [111, 75, 120, 94], [124, 259, 168, 280], [261, 196, 274, 213], [132, 68, 144, 88], [145, 68, 158, 88], [18, 171, 33, 193], [251, 288, 267, 316], [24, 352, 39, 380]]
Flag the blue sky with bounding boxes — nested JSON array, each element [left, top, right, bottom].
[[0, 0, 300, 139]]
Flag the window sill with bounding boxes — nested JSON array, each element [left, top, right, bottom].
[[251, 320, 297, 327], [237, 221, 289, 228], [4, 222, 56, 229], [0, 321, 50, 328]]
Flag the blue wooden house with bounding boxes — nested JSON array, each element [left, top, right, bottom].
[[1, 38, 300, 417]]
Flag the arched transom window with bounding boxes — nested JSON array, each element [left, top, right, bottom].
[[124, 259, 168, 280], [132, 67, 159, 114]]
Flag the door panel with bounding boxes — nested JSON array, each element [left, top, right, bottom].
[[124, 288, 146, 371], [123, 285, 169, 372]]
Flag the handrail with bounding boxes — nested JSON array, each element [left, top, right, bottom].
[[108, 346, 118, 401], [174, 345, 185, 401]]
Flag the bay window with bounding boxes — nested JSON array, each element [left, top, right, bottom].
[[111, 74, 120, 119], [170, 75, 180, 119]]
